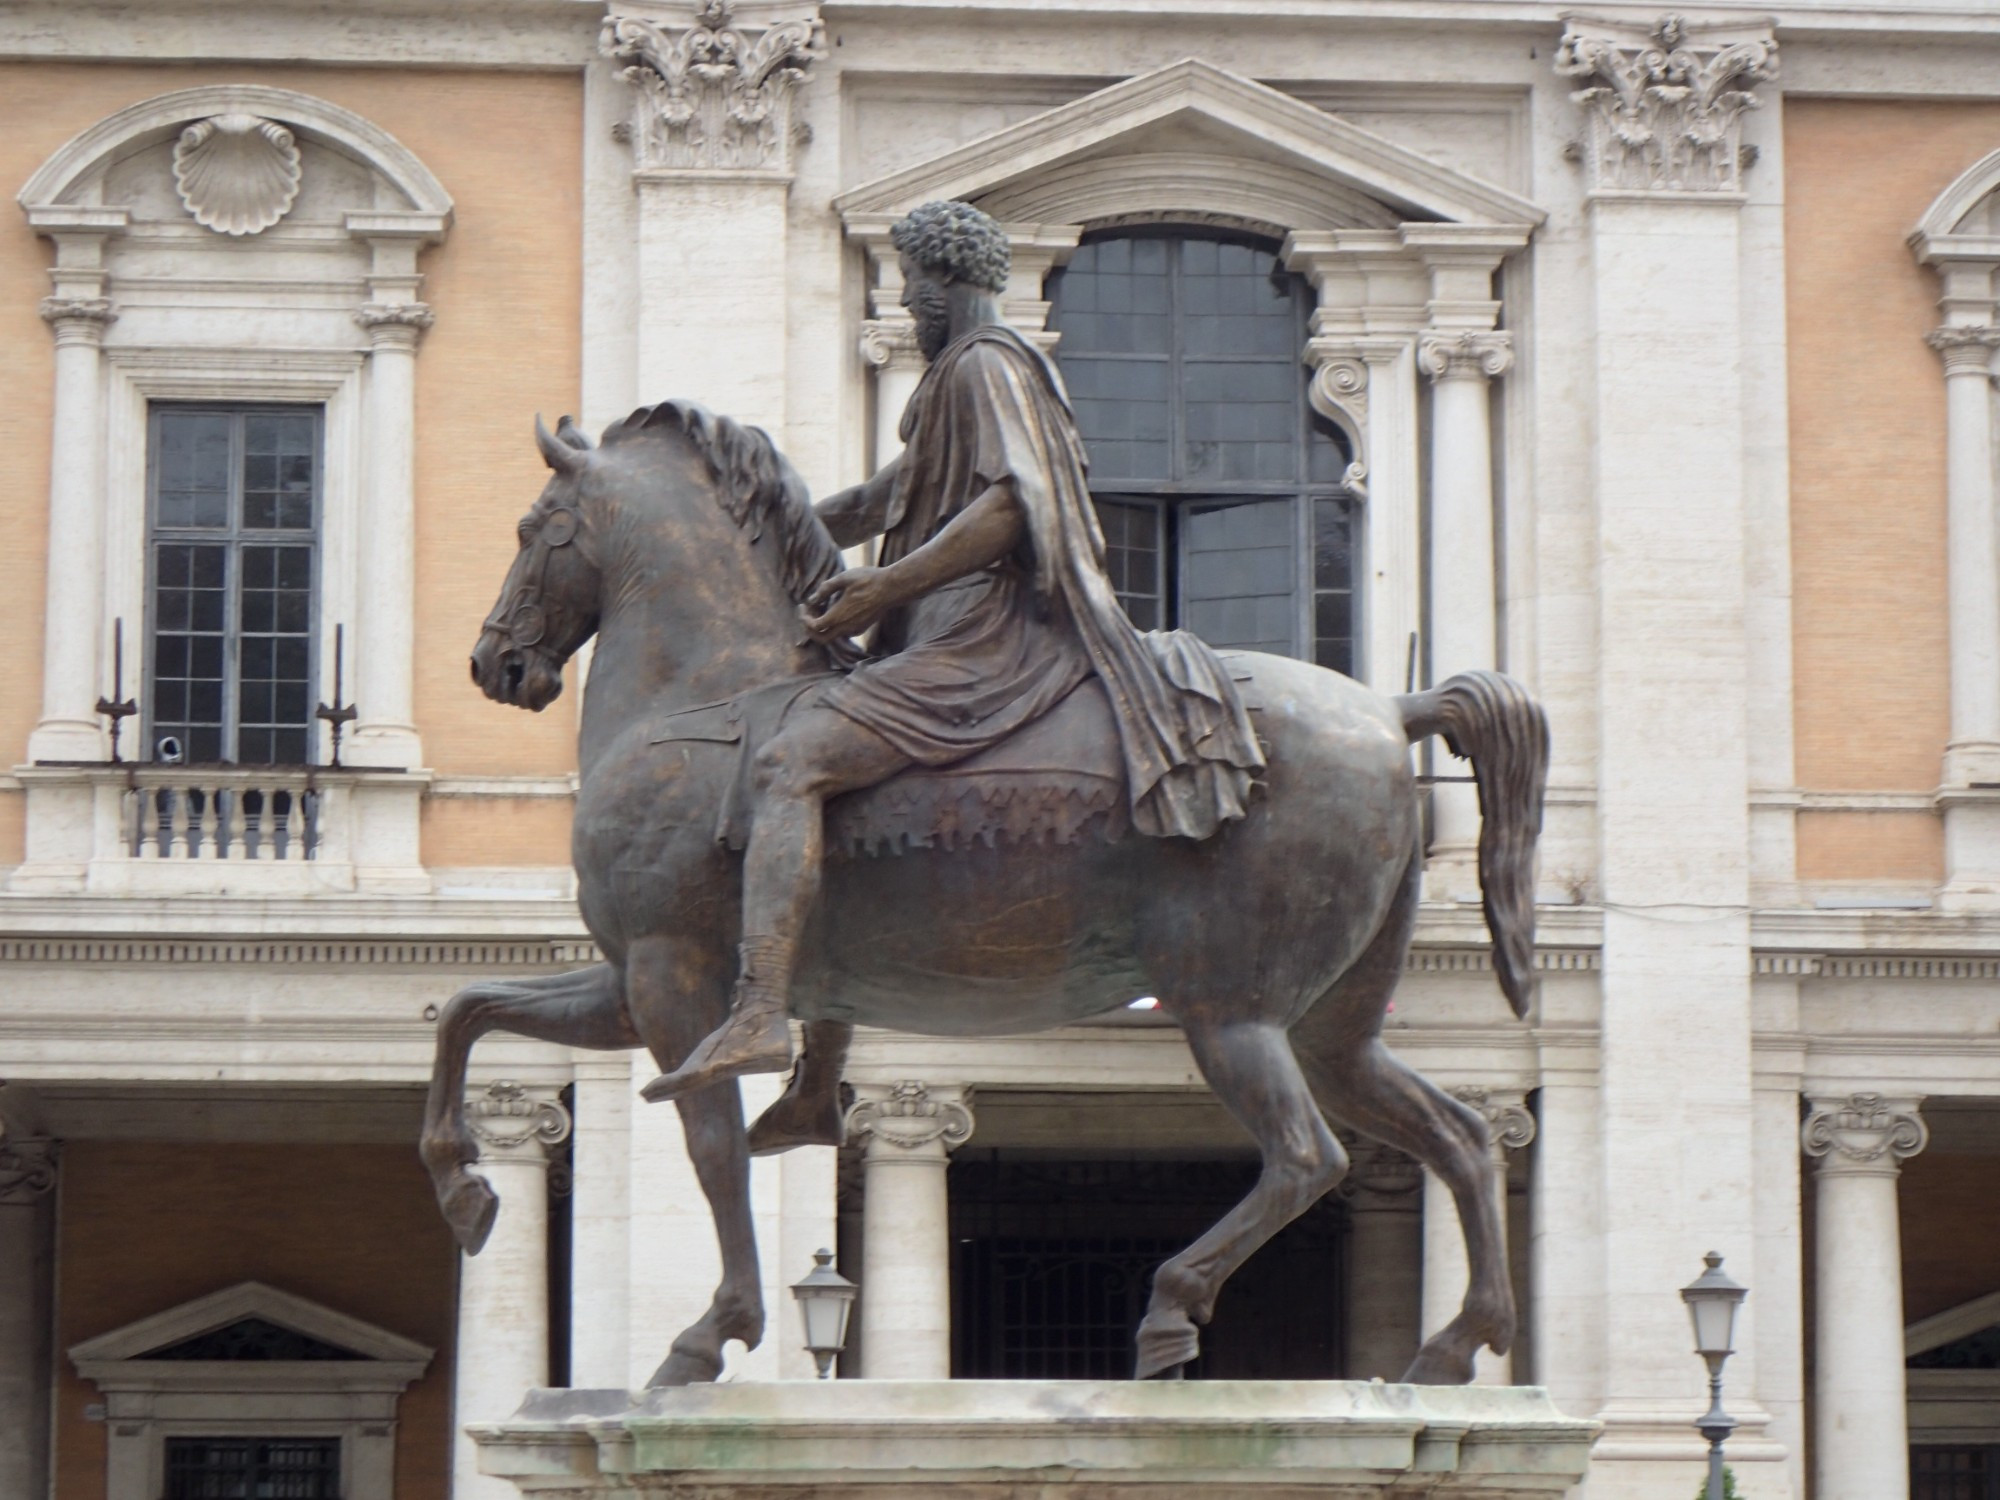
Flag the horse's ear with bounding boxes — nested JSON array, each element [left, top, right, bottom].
[[555, 415, 595, 451], [535, 413, 587, 475]]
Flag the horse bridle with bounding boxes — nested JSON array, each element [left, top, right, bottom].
[[484, 505, 581, 650]]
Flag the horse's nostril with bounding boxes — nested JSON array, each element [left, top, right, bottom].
[[506, 659, 526, 693], [469, 657, 480, 684]]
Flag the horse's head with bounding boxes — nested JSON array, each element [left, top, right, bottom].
[[470, 414, 604, 711]]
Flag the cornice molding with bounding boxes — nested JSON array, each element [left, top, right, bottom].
[[1554, 13, 1778, 196], [0, 937, 599, 968]]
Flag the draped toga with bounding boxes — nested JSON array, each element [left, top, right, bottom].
[[820, 323, 1265, 841]]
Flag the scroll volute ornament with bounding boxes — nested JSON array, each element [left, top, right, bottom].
[[172, 113, 304, 236]]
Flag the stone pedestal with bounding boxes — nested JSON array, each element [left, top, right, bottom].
[[473, 1380, 1598, 1496]]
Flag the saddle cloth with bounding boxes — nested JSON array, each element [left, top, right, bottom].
[[648, 674, 1129, 856]]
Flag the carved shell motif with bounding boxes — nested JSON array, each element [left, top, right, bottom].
[[172, 114, 303, 236]]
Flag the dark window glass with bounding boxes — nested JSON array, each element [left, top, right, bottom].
[[164, 1436, 340, 1499], [147, 406, 320, 765], [1913, 1446, 2000, 1500], [1048, 232, 1358, 674]]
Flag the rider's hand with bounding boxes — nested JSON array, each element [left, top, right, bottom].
[[803, 567, 891, 639]]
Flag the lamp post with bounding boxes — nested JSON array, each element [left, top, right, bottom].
[[790, 1248, 858, 1379], [1680, 1251, 1748, 1500]]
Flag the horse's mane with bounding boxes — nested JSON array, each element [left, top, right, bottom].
[[597, 400, 852, 650]]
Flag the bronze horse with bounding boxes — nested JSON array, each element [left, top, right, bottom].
[[421, 401, 1548, 1387]]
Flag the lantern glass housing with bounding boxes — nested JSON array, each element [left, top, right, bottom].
[[1680, 1251, 1747, 1364], [790, 1248, 858, 1379]]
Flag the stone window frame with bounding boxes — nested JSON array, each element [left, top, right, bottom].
[[68, 1280, 432, 1500]]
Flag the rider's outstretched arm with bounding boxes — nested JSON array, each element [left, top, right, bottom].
[[802, 479, 1027, 641], [815, 454, 902, 547]]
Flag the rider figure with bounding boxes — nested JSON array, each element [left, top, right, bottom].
[[646, 200, 1264, 1102]]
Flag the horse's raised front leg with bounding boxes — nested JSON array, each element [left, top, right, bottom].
[[1134, 1018, 1348, 1379], [622, 933, 768, 1387], [421, 962, 640, 1254]]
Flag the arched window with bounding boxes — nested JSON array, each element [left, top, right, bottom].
[[1048, 231, 1358, 676]]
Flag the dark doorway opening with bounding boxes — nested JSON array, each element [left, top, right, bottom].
[[949, 1157, 1345, 1379]]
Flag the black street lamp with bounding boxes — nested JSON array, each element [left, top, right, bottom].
[[790, 1248, 858, 1379], [1680, 1251, 1749, 1500]]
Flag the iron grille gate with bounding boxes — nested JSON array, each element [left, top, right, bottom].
[[949, 1158, 1346, 1380], [164, 1436, 340, 1499]]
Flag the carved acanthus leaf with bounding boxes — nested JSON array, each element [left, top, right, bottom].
[[1927, 325, 2000, 373], [602, 0, 826, 174], [1554, 14, 1778, 194]]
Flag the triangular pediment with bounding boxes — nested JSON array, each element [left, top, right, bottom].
[[834, 59, 1544, 232], [69, 1281, 431, 1367]]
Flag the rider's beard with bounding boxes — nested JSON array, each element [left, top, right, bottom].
[[910, 279, 951, 360]]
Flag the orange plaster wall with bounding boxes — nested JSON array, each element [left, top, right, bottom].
[[1784, 101, 2000, 881], [423, 793, 575, 869], [54, 1141, 457, 1500], [0, 64, 583, 867]]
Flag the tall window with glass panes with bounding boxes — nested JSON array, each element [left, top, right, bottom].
[[145, 405, 320, 766], [1047, 232, 1356, 675]]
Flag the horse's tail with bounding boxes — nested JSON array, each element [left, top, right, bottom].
[[1394, 670, 1548, 1019]]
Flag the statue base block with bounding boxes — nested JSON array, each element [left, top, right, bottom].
[[472, 1380, 1598, 1496]]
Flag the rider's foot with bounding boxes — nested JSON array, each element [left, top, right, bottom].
[[643, 994, 792, 1102], [747, 1072, 847, 1155]]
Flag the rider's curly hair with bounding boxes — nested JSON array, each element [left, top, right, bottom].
[[889, 201, 1011, 293]]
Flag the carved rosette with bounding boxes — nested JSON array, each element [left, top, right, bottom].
[[1802, 1093, 1927, 1175], [1418, 331, 1514, 383], [0, 1136, 57, 1205], [39, 295, 117, 347], [1451, 1085, 1537, 1156], [846, 1080, 974, 1159], [466, 1080, 572, 1164], [1554, 14, 1778, 194], [354, 301, 436, 350], [172, 114, 303, 236], [602, 0, 826, 174], [1927, 325, 2000, 374]]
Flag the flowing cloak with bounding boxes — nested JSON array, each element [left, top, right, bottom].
[[820, 323, 1264, 841]]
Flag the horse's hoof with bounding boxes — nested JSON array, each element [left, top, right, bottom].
[[1400, 1341, 1477, 1386], [647, 1344, 724, 1387], [441, 1174, 499, 1256], [747, 1093, 845, 1156], [1133, 1313, 1200, 1380]]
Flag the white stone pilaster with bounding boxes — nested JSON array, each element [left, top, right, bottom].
[[606, 2, 825, 435], [846, 1081, 973, 1379], [1417, 329, 1512, 895], [346, 298, 432, 770], [1341, 1140, 1423, 1381], [567, 1059, 633, 1388], [1420, 1088, 1531, 1385], [1926, 322, 2000, 905], [1559, 14, 1780, 1472], [861, 320, 924, 470], [30, 292, 118, 764], [0, 1135, 56, 1500], [456, 1082, 569, 1500], [1802, 1093, 1927, 1500]]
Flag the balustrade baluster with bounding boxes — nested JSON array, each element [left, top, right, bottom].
[[197, 788, 223, 861], [166, 787, 190, 860], [283, 789, 306, 861], [223, 785, 248, 860]]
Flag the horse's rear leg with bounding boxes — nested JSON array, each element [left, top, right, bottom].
[[421, 963, 639, 1253], [1134, 1019, 1348, 1379], [622, 934, 767, 1387]]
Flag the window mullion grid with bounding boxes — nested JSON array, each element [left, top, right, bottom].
[[222, 413, 246, 765]]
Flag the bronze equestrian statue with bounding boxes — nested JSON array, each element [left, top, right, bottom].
[[421, 199, 1549, 1389]]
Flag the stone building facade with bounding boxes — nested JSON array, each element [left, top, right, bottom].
[[1, 2, 1998, 1498]]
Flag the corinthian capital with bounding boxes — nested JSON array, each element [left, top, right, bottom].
[[39, 295, 116, 346], [467, 1080, 572, 1163], [602, 0, 826, 175], [846, 1080, 974, 1159], [1418, 331, 1514, 383], [1927, 325, 2000, 373], [1554, 14, 1778, 194], [354, 301, 436, 349], [1802, 1093, 1927, 1174]]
